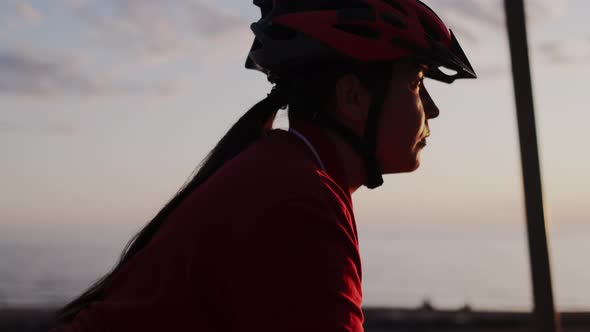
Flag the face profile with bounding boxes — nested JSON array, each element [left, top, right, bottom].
[[377, 60, 440, 174], [331, 59, 441, 176]]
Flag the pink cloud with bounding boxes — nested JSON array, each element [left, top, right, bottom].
[[0, 49, 189, 98]]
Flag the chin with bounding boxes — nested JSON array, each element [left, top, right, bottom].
[[381, 157, 420, 174], [406, 150, 422, 172], [402, 159, 421, 173]]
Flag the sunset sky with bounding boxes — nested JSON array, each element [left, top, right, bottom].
[[1, 0, 589, 243]]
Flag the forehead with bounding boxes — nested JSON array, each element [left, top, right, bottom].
[[396, 57, 427, 67], [392, 59, 426, 76]]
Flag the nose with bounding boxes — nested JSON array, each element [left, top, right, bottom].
[[421, 86, 440, 119]]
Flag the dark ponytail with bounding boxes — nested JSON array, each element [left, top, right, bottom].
[[55, 85, 288, 324]]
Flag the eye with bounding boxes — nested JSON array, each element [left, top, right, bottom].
[[411, 77, 423, 90], [411, 68, 425, 88]]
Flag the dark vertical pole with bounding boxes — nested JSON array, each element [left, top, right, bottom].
[[504, 1, 561, 332]]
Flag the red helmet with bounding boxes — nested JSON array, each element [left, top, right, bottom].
[[246, 0, 477, 83]]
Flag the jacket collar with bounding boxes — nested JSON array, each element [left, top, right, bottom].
[[289, 119, 352, 202]]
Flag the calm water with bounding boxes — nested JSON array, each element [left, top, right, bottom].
[[1, 222, 588, 311]]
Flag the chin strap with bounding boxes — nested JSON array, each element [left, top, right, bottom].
[[266, 84, 289, 110], [315, 115, 383, 189], [317, 93, 385, 189], [362, 70, 392, 189]]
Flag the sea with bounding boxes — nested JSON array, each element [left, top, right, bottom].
[[0, 221, 588, 312]]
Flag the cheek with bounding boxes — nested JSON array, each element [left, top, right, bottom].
[[375, 92, 425, 171], [378, 94, 424, 149]]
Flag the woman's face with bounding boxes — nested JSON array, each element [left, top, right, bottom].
[[376, 61, 440, 174]]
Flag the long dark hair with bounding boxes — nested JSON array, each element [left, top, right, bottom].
[[55, 63, 392, 324]]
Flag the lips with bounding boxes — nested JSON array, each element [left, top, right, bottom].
[[417, 134, 430, 147]]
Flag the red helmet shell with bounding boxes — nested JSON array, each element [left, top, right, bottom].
[[273, 0, 452, 62], [246, 0, 476, 83]]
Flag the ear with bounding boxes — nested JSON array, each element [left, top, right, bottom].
[[333, 74, 372, 136]]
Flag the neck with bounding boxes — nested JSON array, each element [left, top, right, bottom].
[[324, 130, 366, 194]]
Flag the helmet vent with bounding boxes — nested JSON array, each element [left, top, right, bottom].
[[381, 0, 407, 15], [438, 66, 458, 76], [333, 24, 381, 40], [390, 37, 418, 51], [419, 17, 441, 42], [288, 1, 372, 13], [266, 24, 298, 40], [381, 12, 406, 29], [338, 7, 377, 23]]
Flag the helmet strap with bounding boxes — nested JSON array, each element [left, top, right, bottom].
[[361, 72, 392, 189], [313, 68, 392, 189], [315, 87, 389, 189]]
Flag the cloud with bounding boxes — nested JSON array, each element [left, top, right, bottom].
[[65, 0, 249, 64], [59, 0, 89, 9], [456, 36, 590, 79], [1, 0, 252, 97], [75, 1, 187, 63], [43, 123, 79, 136], [538, 37, 590, 64], [0, 1, 41, 39], [423, 0, 577, 75], [0, 122, 24, 134], [13, 1, 43, 25], [428, 0, 569, 46], [467, 63, 510, 79], [189, 1, 248, 37], [0, 49, 188, 98], [0, 0, 43, 27], [0, 50, 96, 96], [0, 121, 79, 136]]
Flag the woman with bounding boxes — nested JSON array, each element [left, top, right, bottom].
[[53, 0, 476, 331]]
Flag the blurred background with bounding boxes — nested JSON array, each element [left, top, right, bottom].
[[1, 0, 589, 330]]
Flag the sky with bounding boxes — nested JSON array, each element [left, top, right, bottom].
[[0, 0, 589, 248]]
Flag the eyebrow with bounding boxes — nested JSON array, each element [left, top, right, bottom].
[[417, 66, 426, 78]]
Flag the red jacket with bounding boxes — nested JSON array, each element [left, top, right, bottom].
[[60, 120, 364, 331]]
